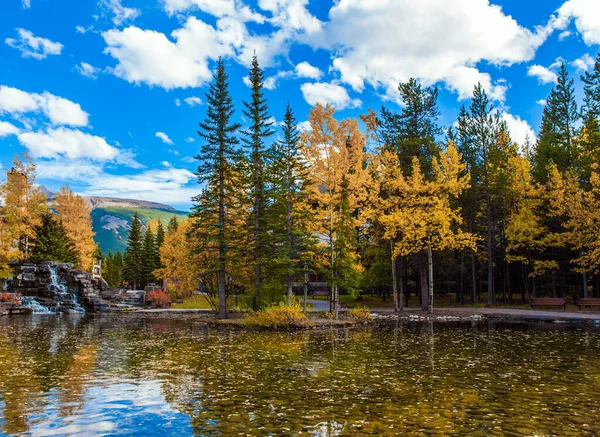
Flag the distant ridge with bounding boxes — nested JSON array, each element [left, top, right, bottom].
[[83, 196, 178, 212]]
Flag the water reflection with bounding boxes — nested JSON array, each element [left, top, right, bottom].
[[0, 315, 599, 436]]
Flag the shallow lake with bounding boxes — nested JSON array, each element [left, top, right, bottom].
[[0, 314, 599, 436]]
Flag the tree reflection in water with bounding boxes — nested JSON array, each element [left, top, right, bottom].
[[0, 315, 600, 436]]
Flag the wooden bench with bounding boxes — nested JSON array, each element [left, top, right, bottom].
[[578, 298, 600, 310], [313, 291, 330, 298], [531, 298, 567, 309]]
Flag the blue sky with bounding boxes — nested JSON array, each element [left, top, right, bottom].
[[1, 0, 599, 209]]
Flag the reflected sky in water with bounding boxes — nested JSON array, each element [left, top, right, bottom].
[[1, 314, 600, 436]]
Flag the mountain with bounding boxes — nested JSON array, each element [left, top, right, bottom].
[[88, 197, 189, 255]]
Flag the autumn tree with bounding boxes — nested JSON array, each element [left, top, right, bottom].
[[241, 54, 275, 310], [377, 142, 475, 311], [0, 154, 47, 263], [191, 58, 242, 318], [53, 185, 96, 272], [301, 104, 370, 318]]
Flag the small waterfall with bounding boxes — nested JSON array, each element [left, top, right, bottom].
[[19, 296, 55, 314], [47, 266, 85, 313]]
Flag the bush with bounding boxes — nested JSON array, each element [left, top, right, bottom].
[[146, 290, 171, 308], [347, 306, 373, 323], [0, 293, 20, 304], [242, 301, 308, 330]]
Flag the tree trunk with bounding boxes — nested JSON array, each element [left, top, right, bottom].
[[471, 250, 477, 304], [390, 240, 400, 312], [427, 242, 434, 314], [303, 266, 308, 313], [419, 259, 428, 311], [399, 256, 405, 311]]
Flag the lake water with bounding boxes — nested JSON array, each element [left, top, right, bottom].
[[0, 314, 599, 436]]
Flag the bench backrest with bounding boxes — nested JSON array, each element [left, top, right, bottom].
[[531, 298, 566, 304]]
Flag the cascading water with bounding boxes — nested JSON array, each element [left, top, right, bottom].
[[48, 266, 85, 313], [19, 296, 55, 314]]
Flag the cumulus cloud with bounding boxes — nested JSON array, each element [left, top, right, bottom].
[[76, 62, 101, 79], [184, 96, 202, 106], [185, 137, 195, 143], [156, 131, 174, 145], [527, 65, 558, 84], [552, 0, 600, 46], [0, 121, 20, 137], [0, 85, 89, 127], [18, 128, 121, 161], [501, 112, 536, 146], [307, 0, 547, 102], [295, 61, 322, 79], [258, 0, 322, 34], [101, 0, 140, 25], [300, 82, 361, 110], [572, 53, 596, 72], [5, 28, 63, 60]]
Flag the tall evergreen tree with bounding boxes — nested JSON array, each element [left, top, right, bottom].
[[191, 58, 241, 319], [142, 227, 156, 286], [154, 220, 165, 284], [167, 215, 179, 234], [241, 54, 276, 310], [123, 213, 143, 289], [30, 212, 79, 265], [268, 103, 314, 302], [579, 54, 600, 184], [533, 64, 579, 183], [457, 83, 504, 305]]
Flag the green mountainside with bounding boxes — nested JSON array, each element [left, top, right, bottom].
[[90, 205, 189, 255]]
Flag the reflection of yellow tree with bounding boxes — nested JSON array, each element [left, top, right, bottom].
[[57, 343, 98, 418], [0, 332, 44, 434]]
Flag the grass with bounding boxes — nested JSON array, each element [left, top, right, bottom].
[[171, 294, 214, 309]]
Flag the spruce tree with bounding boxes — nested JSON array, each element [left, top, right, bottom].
[[579, 54, 600, 184], [154, 220, 165, 284], [457, 83, 504, 305], [533, 64, 579, 183], [268, 103, 314, 302], [167, 215, 179, 234], [142, 227, 156, 286], [30, 212, 79, 265], [242, 54, 276, 310], [191, 58, 241, 319], [123, 213, 143, 289]]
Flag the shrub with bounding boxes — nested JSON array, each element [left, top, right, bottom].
[[146, 290, 171, 308], [347, 306, 373, 323], [242, 301, 308, 330], [0, 293, 20, 304]]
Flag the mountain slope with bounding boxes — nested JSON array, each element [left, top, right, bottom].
[[91, 204, 189, 255]]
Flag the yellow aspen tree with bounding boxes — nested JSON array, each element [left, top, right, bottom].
[[301, 104, 371, 318], [378, 141, 475, 312], [53, 185, 97, 271], [0, 154, 47, 263], [505, 154, 555, 300]]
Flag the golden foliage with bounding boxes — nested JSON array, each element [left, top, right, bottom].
[[53, 185, 97, 271], [347, 306, 373, 323], [242, 301, 308, 330]]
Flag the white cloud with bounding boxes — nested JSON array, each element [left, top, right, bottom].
[[101, 0, 140, 26], [572, 53, 595, 73], [103, 18, 236, 89], [5, 28, 63, 60], [174, 98, 181, 106], [527, 65, 558, 84], [300, 82, 361, 110], [0, 85, 89, 127], [162, 0, 265, 22], [297, 120, 312, 132], [184, 96, 202, 106], [537, 99, 547, 106], [185, 137, 195, 143], [18, 127, 123, 161], [258, 0, 322, 34], [76, 26, 87, 34], [76, 62, 101, 79], [0, 121, 20, 137], [559, 30, 571, 40], [501, 112, 536, 146], [22, 0, 31, 9], [309, 0, 547, 102], [552, 0, 600, 46], [295, 61, 322, 79], [156, 131, 174, 145]]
